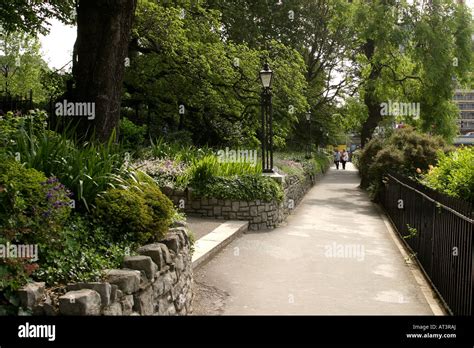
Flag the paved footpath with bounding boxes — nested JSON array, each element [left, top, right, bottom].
[[194, 163, 434, 314]]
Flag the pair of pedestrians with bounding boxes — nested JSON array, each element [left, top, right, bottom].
[[334, 149, 349, 170]]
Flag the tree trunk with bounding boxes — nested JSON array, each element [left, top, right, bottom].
[[72, 0, 137, 142], [361, 89, 382, 148], [360, 39, 382, 148]]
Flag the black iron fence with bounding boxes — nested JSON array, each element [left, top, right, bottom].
[[379, 172, 473, 315], [0, 90, 33, 115]]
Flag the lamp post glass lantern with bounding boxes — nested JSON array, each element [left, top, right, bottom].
[[260, 63, 274, 173], [260, 63, 273, 89]]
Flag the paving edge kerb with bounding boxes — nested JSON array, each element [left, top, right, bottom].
[[192, 220, 248, 270]]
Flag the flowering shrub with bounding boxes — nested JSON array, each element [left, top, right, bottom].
[[0, 160, 72, 304], [40, 177, 73, 224], [274, 152, 330, 179], [0, 160, 72, 244], [274, 159, 305, 179], [134, 158, 188, 189], [358, 127, 449, 197]]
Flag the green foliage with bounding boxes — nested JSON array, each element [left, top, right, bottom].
[[359, 127, 449, 196], [186, 155, 262, 187], [34, 215, 135, 286], [93, 188, 153, 244], [40, 69, 70, 101], [275, 158, 306, 179], [275, 152, 331, 179], [0, 31, 50, 103], [149, 137, 213, 163], [138, 174, 176, 239], [11, 124, 130, 211], [120, 117, 147, 151], [0, 110, 48, 148], [93, 172, 175, 244], [194, 175, 283, 203], [347, 0, 473, 143], [0, 256, 36, 314], [351, 149, 362, 169], [0, 0, 75, 35], [208, 0, 354, 145], [0, 160, 72, 300], [126, 0, 309, 147], [404, 225, 418, 240], [422, 147, 474, 203], [135, 158, 188, 189], [0, 160, 71, 244]]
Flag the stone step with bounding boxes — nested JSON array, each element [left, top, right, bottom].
[[192, 220, 248, 270]]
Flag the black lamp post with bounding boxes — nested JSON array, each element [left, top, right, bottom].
[[260, 62, 274, 173], [305, 111, 311, 158]]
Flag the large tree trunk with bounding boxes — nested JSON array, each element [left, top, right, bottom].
[[361, 89, 382, 148], [360, 39, 382, 148], [72, 0, 137, 142]]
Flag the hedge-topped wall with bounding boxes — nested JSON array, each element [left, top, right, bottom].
[[163, 169, 328, 230]]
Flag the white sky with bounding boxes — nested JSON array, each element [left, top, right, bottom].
[[39, 1, 474, 71], [39, 18, 76, 71]]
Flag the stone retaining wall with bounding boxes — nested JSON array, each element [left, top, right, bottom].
[[163, 170, 327, 230], [17, 225, 193, 316]]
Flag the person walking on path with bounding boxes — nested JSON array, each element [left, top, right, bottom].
[[341, 149, 349, 170], [333, 149, 341, 170]]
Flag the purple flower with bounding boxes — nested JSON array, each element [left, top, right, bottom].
[[46, 177, 59, 185]]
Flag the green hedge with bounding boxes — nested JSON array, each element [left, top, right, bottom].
[[93, 171, 175, 244], [358, 127, 449, 198], [422, 147, 474, 204], [192, 174, 284, 202]]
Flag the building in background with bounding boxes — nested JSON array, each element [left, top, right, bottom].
[[453, 89, 474, 134]]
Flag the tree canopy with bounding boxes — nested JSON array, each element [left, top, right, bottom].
[[0, 0, 472, 146]]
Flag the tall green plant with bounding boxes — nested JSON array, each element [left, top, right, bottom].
[[186, 155, 262, 186], [11, 127, 130, 211]]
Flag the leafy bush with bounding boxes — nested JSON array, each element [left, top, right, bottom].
[[193, 174, 283, 202], [0, 160, 72, 244], [34, 215, 134, 286], [93, 172, 175, 244], [0, 253, 38, 314], [351, 149, 362, 168], [0, 160, 72, 302], [422, 147, 474, 203], [135, 171, 176, 239], [358, 127, 449, 196], [93, 188, 154, 244], [120, 117, 147, 150]]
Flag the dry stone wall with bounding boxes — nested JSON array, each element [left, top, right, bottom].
[[17, 225, 193, 316], [163, 170, 327, 230]]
